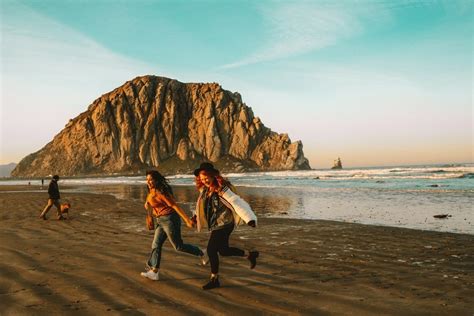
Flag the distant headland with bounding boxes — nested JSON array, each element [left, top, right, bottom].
[[12, 75, 310, 177]]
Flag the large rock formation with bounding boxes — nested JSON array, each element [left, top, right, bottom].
[[12, 76, 310, 177]]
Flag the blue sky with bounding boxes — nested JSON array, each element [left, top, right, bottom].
[[1, 0, 472, 168]]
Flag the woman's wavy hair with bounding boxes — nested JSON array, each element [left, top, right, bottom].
[[146, 170, 173, 196], [195, 168, 231, 192]]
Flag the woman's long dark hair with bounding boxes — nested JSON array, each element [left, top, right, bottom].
[[146, 170, 173, 196]]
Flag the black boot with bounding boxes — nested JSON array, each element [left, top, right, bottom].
[[247, 251, 259, 269], [202, 276, 220, 290]]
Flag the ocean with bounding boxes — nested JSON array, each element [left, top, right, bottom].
[[2, 163, 473, 234]]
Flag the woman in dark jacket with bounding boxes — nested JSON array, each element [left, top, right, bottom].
[[193, 163, 259, 290]]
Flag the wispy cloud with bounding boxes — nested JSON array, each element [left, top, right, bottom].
[[2, 3, 153, 83], [0, 2, 154, 162], [220, 3, 364, 69], [219, 0, 471, 70]]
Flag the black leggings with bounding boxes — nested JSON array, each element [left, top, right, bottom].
[[207, 224, 245, 274]]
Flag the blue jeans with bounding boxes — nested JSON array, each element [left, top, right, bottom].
[[147, 212, 203, 269]]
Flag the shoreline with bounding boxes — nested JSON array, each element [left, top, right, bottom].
[[1, 184, 473, 236], [0, 188, 473, 314], [2, 161, 472, 179]]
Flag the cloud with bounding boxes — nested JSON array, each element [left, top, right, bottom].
[[220, 3, 364, 69], [219, 0, 470, 70], [0, 2, 154, 163], [1, 3, 153, 83]]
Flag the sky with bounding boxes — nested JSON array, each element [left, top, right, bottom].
[[0, 0, 472, 168]]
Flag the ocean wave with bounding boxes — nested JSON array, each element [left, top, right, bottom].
[[2, 165, 473, 186], [224, 166, 474, 180], [440, 163, 466, 168], [389, 169, 410, 173]]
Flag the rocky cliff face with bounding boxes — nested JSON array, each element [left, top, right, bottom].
[[12, 76, 310, 177]]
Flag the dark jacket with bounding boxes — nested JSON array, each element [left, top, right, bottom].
[[203, 189, 235, 231], [48, 180, 60, 200]]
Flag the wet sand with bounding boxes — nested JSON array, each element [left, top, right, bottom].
[[0, 186, 473, 315]]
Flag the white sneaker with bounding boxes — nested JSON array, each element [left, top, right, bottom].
[[140, 270, 159, 281], [200, 249, 209, 266]]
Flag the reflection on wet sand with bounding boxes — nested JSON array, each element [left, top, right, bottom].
[[175, 186, 293, 216], [235, 187, 294, 216], [77, 185, 148, 202], [74, 184, 294, 217], [70, 183, 474, 234]]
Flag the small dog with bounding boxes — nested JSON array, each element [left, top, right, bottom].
[[60, 202, 71, 219]]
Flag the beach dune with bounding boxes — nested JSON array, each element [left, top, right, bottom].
[[0, 187, 473, 315]]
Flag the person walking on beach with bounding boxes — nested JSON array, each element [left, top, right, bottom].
[[140, 170, 206, 281], [193, 162, 259, 290], [39, 175, 63, 220]]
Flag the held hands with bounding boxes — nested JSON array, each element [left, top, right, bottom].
[[185, 215, 197, 229], [247, 220, 256, 228], [184, 218, 194, 228], [184, 215, 196, 228]]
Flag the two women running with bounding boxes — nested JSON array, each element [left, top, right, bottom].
[[141, 163, 259, 289]]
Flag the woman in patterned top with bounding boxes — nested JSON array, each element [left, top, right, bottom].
[[140, 170, 206, 281]]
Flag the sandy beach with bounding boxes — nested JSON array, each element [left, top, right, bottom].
[[0, 186, 473, 315]]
